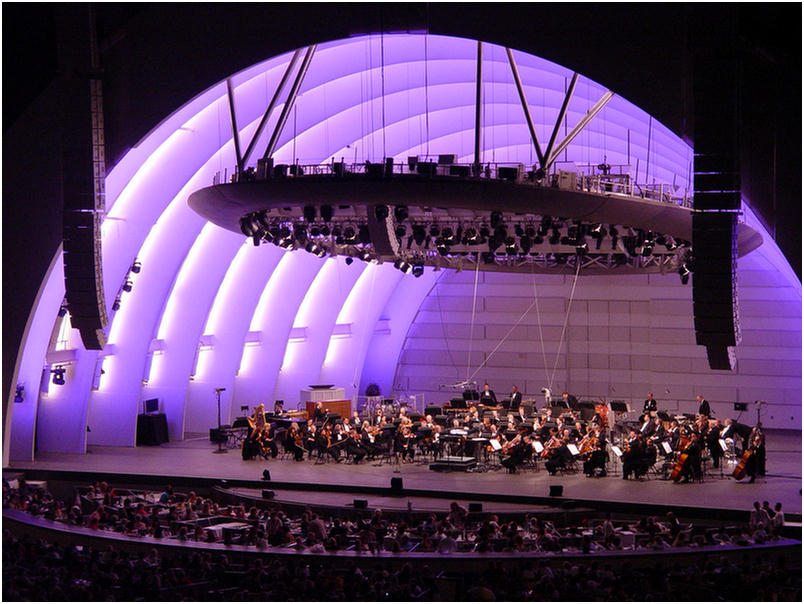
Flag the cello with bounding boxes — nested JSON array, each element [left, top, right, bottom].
[[732, 430, 761, 480], [669, 451, 688, 482]]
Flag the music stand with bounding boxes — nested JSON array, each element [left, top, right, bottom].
[[450, 398, 467, 409], [610, 401, 628, 413]]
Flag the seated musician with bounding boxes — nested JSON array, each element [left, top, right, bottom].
[[344, 428, 366, 464], [489, 409, 501, 426], [360, 420, 384, 458], [284, 423, 305, 461], [327, 424, 349, 461], [396, 425, 416, 463], [621, 432, 647, 480], [304, 424, 321, 456], [341, 416, 354, 435], [248, 403, 267, 438], [705, 419, 723, 468], [639, 413, 655, 437], [500, 428, 527, 473], [571, 421, 584, 441], [273, 400, 285, 416], [257, 425, 278, 459], [649, 416, 666, 441], [583, 439, 608, 477], [241, 426, 260, 461], [480, 383, 497, 405], [545, 436, 574, 475], [678, 433, 703, 483], [372, 407, 385, 426]]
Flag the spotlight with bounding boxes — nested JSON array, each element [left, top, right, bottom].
[[525, 226, 536, 238], [345, 257, 354, 265], [505, 236, 518, 254], [549, 227, 561, 246], [130, 261, 142, 274], [395, 225, 407, 239], [252, 234, 262, 246], [14, 385, 24, 403], [331, 225, 342, 238], [436, 239, 450, 256], [411, 264, 424, 278], [493, 225, 507, 241], [279, 226, 292, 241], [122, 280, 133, 293], [412, 225, 426, 245], [358, 249, 373, 262], [575, 241, 588, 255], [51, 366, 66, 386], [293, 225, 308, 245], [343, 226, 357, 243], [514, 224, 525, 237], [305, 242, 326, 258], [58, 306, 68, 317], [239, 215, 253, 236], [440, 227, 454, 244], [488, 236, 501, 252], [519, 236, 532, 254], [394, 259, 412, 273], [303, 205, 317, 222], [310, 226, 321, 237], [394, 205, 409, 222], [429, 224, 440, 238], [374, 205, 389, 221], [462, 228, 478, 245], [112, 297, 121, 312], [320, 205, 334, 222], [319, 224, 331, 237], [490, 210, 503, 229]]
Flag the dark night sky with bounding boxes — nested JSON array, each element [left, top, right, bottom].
[[2, 3, 801, 402]]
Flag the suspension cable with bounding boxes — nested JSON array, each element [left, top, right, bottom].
[[548, 258, 582, 391], [465, 254, 481, 381], [530, 263, 551, 390]]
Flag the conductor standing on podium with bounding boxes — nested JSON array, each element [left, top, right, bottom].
[[696, 395, 711, 418], [509, 385, 522, 412]]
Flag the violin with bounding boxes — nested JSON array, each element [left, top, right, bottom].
[[541, 435, 561, 458]]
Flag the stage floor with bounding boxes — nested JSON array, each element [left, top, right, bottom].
[[6, 429, 801, 516]]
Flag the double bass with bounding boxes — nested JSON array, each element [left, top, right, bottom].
[[732, 430, 762, 480]]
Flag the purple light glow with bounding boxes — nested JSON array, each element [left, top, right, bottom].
[[7, 34, 798, 459]]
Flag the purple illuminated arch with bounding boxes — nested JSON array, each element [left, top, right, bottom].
[[5, 34, 798, 461]]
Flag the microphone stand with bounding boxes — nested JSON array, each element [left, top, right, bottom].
[[213, 388, 228, 454]]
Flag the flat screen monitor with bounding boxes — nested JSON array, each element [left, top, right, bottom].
[[144, 398, 159, 414]]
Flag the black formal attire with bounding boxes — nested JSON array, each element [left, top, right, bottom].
[[312, 407, 327, 423], [639, 419, 655, 437], [643, 398, 658, 415], [563, 394, 578, 409], [284, 431, 305, 461], [480, 389, 497, 405], [697, 399, 711, 418], [327, 431, 348, 461], [360, 429, 384, 458], [395, 431, 415, 461], [545, 444, 574, 475], [583, 444, 608, 477], [501, 438, 528, 473], [258, 427, 279, 459], [509, 390, 523, 412], [344, 433, 366, 463], [241, 433, 260, 460], [622, 440, 646, 480], [680, 440, 702, 482], [706, 428, 723, 468], [722, 422, 752, 454]]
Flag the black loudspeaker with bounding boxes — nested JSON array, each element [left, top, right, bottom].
[[262, 470, 271, 481], [262, 490, 275, 499], [468, 503, 483, 513], [209, 428, 227, 444], [353, 499, 368, 509], [390, 477, 403, 491], [549, 485, 563, 497], [734, 402, 748, 411]]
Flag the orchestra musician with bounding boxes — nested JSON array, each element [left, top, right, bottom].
[[396, 425, 416, 463], [247, 403, 267, 438], [360, 421, 384, 459], [621, 431, 647, 480], [284, 423, 305, 461], [677, 432, 703, 483], [696, 395, 711, 418], [257, 424, 278, 459], [739, 426, 766, 483], [583, 439, 608, 478], [273, 400, 285, 416], [544, 436, 574, 475], [705, 419, 724, 469], [648, 416, 666, 442], [326, 424, 349, 462], [721, 418, 753, 455], [639, 413, 655, 437], [304, 424, 321, 457], [500, 427, 529, 473], [480, 383, 497, 405], [312, 401, 327, 423], [509, 385, 523, 413], [643, 393, 658, 416], [344, 428, 366, 464], [561, 391, 578, 408]]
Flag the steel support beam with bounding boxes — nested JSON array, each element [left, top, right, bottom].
[[242, 48, 302, 167], [262, 45, 317, 161], [474, 40, 483, 172], [225, 78, 244, 176], [546, 90, 614, 168], [542, 72, 578, 169], [506, 47, 545, 168]]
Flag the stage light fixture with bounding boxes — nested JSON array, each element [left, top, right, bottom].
[[374, 204, 389, 220], [343, 226, 356, 243], [549, 228, 561, 246], [320, 224, 331, 237], [504, 236, 517, 254], [394, 205, 409, 222], [51, 366, 66, 386], [462, 228, 478, 244], [122, 280, 133, 293], [14, 385, 24, 403], [310, 225, 321, 237], [320, 205, 334, 222], [358, 224, 371, 245], [305, 242, 326, 258], [429, 224, 440, 237], [490, 210, 503, 229], [251, 234, 262, 246], [575, 241, 588, 255], [358, 249, 372, 262], [294, 225, 308, 245], [130, 260, 142, 274], [112, 297, 121, 312], [519, 236, 532, 254], [58, 305, 68, 317], [412, 225, 426, 245], [345, 257, 354, 265], [303, 205, 317, 222], [436, 239, 450, 256], [514, 224, 525, 237], [412, 264, 424, 278]]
